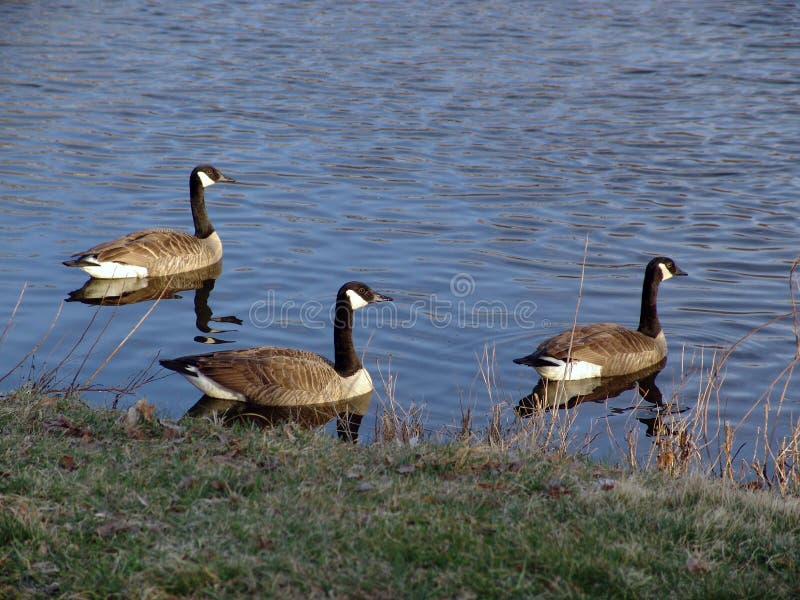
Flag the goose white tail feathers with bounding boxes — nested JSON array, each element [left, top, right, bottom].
[[514, 257, 686, 381]]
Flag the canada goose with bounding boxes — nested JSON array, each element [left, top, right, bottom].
[[513, 257, 687, 381], [63, 165, 235, 279], [159, 281, 392, 406]]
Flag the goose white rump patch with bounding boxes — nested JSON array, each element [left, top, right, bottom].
[[535, 358, 603, 381], [80, 260, 148, 279], [182, 366, 246, 401]]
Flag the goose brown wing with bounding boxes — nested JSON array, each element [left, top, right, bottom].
[[73, 229, 205, 266], [192, 347, 343, 406], [538, 323, 660, 365]]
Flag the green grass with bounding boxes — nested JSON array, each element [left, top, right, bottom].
[[1, 389, 800, 598]]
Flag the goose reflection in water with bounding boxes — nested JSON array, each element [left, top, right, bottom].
[[65, 262, 241, 344], [516, 359, 689, 437], [516, 359, 667, 415], [185, 392, 372, 443]]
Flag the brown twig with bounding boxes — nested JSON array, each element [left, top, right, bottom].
[[565, 234, 590, 376], [0, 282, 27, 345], [790, 258, 799, 354], [66, 306, 105, 390], [82, 294, 164, 388]]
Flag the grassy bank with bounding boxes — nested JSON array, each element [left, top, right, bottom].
[[1, 389, 799, 598]]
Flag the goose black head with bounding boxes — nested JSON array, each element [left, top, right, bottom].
[[338, 281, 393, 310], [647, 257, 687, 282], [192, 165, 236, 188]]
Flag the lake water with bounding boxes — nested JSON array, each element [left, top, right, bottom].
[[1, 1, 798, 464]]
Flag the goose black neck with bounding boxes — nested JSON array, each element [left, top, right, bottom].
[[194, 279, 215, 333], [190, 176, 215, 239], [637, 270, 662, 338], [333, 298, 361, 376]]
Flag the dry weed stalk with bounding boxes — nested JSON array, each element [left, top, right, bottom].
[[475, 343, 507, 448], [374, 359, 424, 444], [82, 294, 163, 387], [562, 234, 590, 376], [457, 395, 474, 442], [1, 293, 63, 386], [474, 341, 586, 455], [771, 419, 800, 494], [722, 422, 735, 483], [0, 282, 27, 346]]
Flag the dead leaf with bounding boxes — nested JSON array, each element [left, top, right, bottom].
[[45, 414, 90, 438], [686, 554, 709, 573], [96, 520, 133, 538], [31, 561, 59, 575], [210, 480, 233, 495], [478, 480, 506, 490], [545, 480, 570, 498], [259, 456, 283, 471], [255, 536, 274, 550], [135, 398, 157, 422], [59, 455, 77, 471], [547, 576, 567, 592], [161, 422, 184, 439], [177, 476, 196, 490], [125, 426, 149, 440], [224, 447, 243, 460], [357, 481, 373, 492], [657, 446, 676, 471], [46, 414, 74, 429], [595, 478, 616, 491], [396, 464, 416, 475], [481, 460, 502, 473]]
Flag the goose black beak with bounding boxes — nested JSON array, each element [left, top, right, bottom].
[[219, 175, 237, 184], [373, 292, 393, 303], [675, 267, 688, 277]]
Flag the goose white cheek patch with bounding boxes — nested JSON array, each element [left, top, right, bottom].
[[658, 263, 673, 280], [346, 289, 369, 310], [196, 171, 216, 188]]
